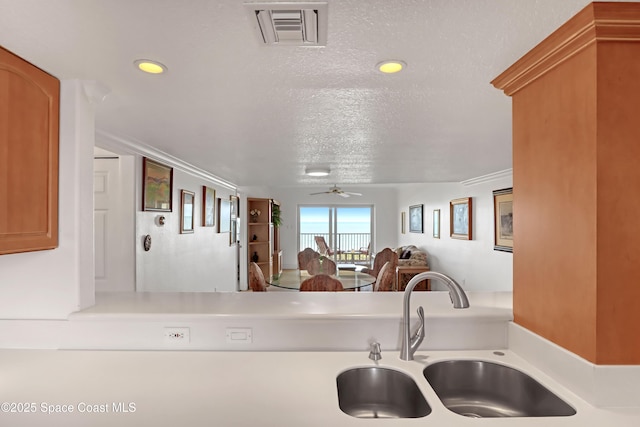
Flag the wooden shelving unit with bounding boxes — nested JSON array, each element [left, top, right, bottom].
[[247, 198, 273, 279]]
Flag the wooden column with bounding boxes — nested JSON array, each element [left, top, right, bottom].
[[492, 2, 640, 364]]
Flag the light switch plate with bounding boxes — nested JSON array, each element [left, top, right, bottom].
[[226, 328, 252, 344]]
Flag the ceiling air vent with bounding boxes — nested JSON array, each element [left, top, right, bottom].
[[245, 2, 327, 46]]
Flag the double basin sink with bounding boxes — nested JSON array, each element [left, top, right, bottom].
[[337, 359, 576, 419]]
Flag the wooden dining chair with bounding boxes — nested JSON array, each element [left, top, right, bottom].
[[362, 247, 398, 278], [297, 248, 320, 271], [300, 274, 344, 291], [249, 262, 268, 292], [307, 257, 337, 275], [374, 261, 395, 292]]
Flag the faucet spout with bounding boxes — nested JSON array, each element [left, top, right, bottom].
[[399, 271, 470, 361]]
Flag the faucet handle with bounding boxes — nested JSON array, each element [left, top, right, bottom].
[[411, 306, 426, 348], [369, 341, 382, 361]]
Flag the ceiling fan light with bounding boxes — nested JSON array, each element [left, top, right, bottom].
[[305, 167, 330, 177]]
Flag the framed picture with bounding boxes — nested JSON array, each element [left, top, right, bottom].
[[433, 209, 440, 238], [142, 158, 173, 212], [202, 186, 216, 227], [409, 204, 423, 233], [450, 197, 472, 240], [229, 195, 238, 245], [180, 190, 195, 234], [401, 211, 406, 234], [218, 197, 231, 233], [493, 188, 513, 252]]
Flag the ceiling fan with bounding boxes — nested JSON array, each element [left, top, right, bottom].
[[309, 185, 362, 198]]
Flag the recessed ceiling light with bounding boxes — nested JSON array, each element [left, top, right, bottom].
[[376, 60, 406, 74], [305, 167, 330, 177], [134, 59, 167, 74]]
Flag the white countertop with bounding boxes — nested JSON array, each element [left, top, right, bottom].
[[73, 290, 513, 319], [1, 348, 638, 427]]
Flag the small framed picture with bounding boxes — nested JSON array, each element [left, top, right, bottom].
[[450, 197, 472, 240], [180, 190, 195, 234], [202, 186, 216, 227], [433, 209, 440, 239], [409, 204, 423, 233], [142, 158, 173, 212], [401, 211, 406, 234], [493, 188, 513, 252], [218, 197, 231, 233]]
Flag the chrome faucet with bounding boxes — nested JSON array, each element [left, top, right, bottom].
[[400, 271, 470, 361], [369, 341, 382, 361]]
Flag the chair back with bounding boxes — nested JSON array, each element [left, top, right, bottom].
[[371, 248, 398, 278], [314, 236, 333, 256], [307, 257, 337, 275], [297, 248, 320, 271], [374, 261, 395, 292], [300, 274, 344, 291], [249, 262, 268, 292]]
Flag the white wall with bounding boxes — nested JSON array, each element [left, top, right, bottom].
[[136, 166, 237, 292], [396, 173, 513, 291], [0, 80, 96, 319]]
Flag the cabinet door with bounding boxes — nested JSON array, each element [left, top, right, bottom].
[[0, 47, 60, 254]]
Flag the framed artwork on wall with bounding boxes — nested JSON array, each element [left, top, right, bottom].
[[493, 188, 513, 252], [433, 209, 440, 238], [450, 197, 472, 240], [202, 186, 216, 227], [142, 157, 173, 212], [401, 211, 406, 234], [218, 197, 231, 233], [409, 204, 423, 233], [180, 190, 195, 234]]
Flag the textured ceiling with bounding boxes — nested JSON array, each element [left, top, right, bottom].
[[0, 0, 629, 187]]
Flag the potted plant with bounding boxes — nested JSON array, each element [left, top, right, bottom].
[[271, 203, 282, 227]]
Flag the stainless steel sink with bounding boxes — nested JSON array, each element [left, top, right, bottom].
[[423, 360, 576, 418], [337, 367, 431, 418]]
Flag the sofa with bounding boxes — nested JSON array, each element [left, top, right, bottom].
[[393, 245, 428, 267]]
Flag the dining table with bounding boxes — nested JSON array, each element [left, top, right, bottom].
[[268, 269, 376, 291]]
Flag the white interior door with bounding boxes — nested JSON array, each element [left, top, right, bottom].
[[94, 155, 135, 291]]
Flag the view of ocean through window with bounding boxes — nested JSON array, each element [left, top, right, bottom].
[[299, 206, 372, 256]]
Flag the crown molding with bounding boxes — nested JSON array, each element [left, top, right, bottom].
[[95, 129, 236, 191], [461, 169, 513, 187], [492, 2, 640, 96]]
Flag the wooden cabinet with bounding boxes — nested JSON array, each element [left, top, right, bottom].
[[396, 266, 430, 291], [247, 198, 273, 279], [0, 47, 60, 255]]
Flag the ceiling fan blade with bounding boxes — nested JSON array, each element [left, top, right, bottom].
[[338, 192, 350, 198], [309, 191, 330, 195], [344, 192, 362, 196]]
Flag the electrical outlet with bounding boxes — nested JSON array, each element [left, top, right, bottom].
[[164, 327, 190, 345]]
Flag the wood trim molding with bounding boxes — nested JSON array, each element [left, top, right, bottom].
[[492, 2, 640, 96]]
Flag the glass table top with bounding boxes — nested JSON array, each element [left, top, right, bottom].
[[268, 269, 376, 291]]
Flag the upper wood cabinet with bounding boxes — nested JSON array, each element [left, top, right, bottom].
[[0, 46, 60, 254]]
